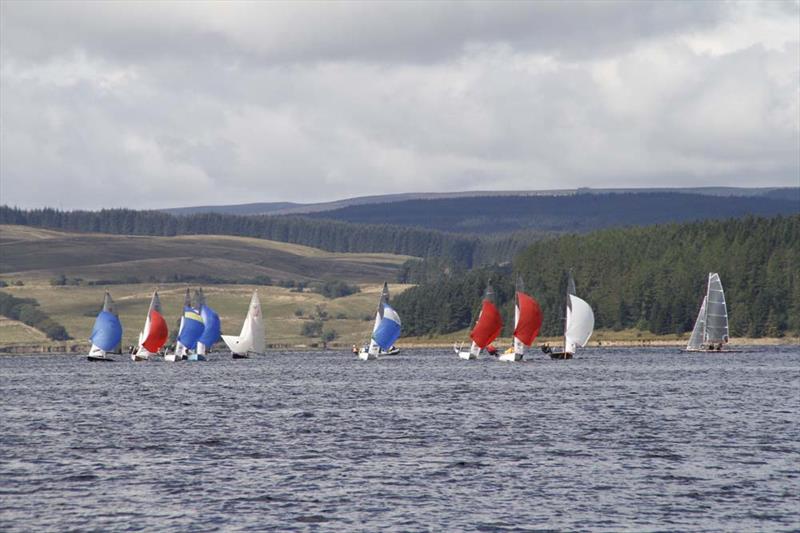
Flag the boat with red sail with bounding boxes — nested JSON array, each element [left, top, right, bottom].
[[454, 282, 503, 360]]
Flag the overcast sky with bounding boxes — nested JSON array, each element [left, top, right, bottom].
[[1, 1, 798, 209]]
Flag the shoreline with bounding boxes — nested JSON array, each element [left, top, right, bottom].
[[1, 336, 797, 354]]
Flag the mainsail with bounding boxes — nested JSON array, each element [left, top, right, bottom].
[[89, 292, 123, 356], [222, 290, 265, 355], [513, 277, 543, 354], [138, 290, 168, 355], [686, 273, 729, 350], [704, 273, 729, 344], [469, 283, 503, 356]]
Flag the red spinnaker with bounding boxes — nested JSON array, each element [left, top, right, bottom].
[[470, 300, 503, 348], [514, 291, 543, 346], [143, 310, 168, 353]]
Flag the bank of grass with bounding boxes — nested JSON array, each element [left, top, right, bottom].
[[0, 281, 413, 349]]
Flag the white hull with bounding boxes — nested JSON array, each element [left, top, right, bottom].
[[497, 352, 523, 362], [164, 353, 182, 362], [457, 351, 477, 360], [358, 350, 378, 361], [131, 353, 150, 362]]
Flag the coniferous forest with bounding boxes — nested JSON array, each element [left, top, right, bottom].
[[393, 215, 800, 339]]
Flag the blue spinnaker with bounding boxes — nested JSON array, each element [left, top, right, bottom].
[[178, 306, 204, 350], [89, 310, 123, 352], [198, 305, 221, 346], [372, 304, 401, 350]]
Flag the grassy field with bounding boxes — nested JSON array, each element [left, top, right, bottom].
[[0, 281, 414, 349], [0, 225, 412, 284]]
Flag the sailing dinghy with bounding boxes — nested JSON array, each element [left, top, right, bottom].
[[222, 290, 265, 358], [454, 282, 503, 360], [358, 282, 402, 361], [189, 288, 220, 361], [87, 292, 123, 362], [498, 277, 543, 362], [685, 273, 731, 352], [132, 290, 168, 361], [165, 289, 204, 362], [544, 271, 594, 359]]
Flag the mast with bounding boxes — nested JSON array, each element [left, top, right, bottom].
[[564, 270, 575, 349]]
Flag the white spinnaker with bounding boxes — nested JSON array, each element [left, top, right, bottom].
[[565, 295, 594, 354], [222, 290, 264, 355], [687, 296, 707, 350]]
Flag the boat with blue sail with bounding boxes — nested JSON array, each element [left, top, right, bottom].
[[358, 282, 401, 360], [165, 289, 204, 362], [87, 292, 123, 362], [191, 288, 220, 361]]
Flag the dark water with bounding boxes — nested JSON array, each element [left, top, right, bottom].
[[1, 347, 798, 532]]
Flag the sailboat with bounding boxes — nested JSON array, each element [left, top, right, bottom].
[[454, 282, 503, 360], [191, 288, 220, 361], [165, 289, 204, 362], [358, 282, 402, 361], [222, 290, 265, 358], [132, 290, 168, 361], [498, 277, 543, 362], [87, 292, 123, 362], [544, 271, 594, 359], [685, 272, 731, 352]]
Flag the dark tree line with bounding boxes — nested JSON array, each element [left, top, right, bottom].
[[0, 292, 71, 341], [393, 215, 800, 339]]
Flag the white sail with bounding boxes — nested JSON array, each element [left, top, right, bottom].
[[513, 297, 525, 356], [704, 273, 729, 344], [222, 290, 265, 355], [686, 295, 707, 350], [564, 294, 594, 354]]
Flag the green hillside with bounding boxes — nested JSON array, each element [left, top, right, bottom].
[[394, 215, 800, 339]]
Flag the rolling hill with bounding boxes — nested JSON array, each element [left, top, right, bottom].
[[0, 225, 411, 284]]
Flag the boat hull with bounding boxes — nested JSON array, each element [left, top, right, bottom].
[[457, 351, 477, 360], [549, 351, 573, 360], [131, 353, 149, 362], [232, 353, 250, 359], [358, 350, 377, 361], [164, 353, 182, 362], [497, 352, 523, 362], [186, 353, 207, 362], [87, 355, 114, 362]]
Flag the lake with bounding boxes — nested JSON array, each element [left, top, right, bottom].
[[1, 347, 798, 531]]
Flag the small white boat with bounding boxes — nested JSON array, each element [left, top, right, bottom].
[[87, 292, 123, 362], [358, 282, 402, 361], [454, 282, 503, 360], [222, 290, 265, 358], [132, 290, 168, 361], [542, 271, 594, 359], [685, 273, 731, 352], [498, 277, 542, 362]]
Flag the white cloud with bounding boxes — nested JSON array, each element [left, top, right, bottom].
[[0, 0, 797, 209]]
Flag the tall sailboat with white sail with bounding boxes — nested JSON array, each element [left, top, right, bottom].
[[543, 271, 594, 360], [133, 290, 168, 361], [498, 277, 543, 362], [222, 290, 265, 358], [686, 272, 731, 352], [358, 282, 402, 360], [454, 282, 503, 360], [87, 292, 123, 362]]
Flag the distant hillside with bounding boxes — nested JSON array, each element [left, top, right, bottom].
[[394, 215, 800, 339], [304, 192, 800, 234], [0, 225, 410, 284], [161, 187, 799, 216]]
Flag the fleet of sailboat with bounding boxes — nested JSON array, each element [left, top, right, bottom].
[[81, 271, 740, 361], [686, 272, 730, 352], [358, 282, 402, 360], [222, 290, 265, 358], [454, 282, 503, 360]]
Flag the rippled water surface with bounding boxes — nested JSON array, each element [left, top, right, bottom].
[[1, 347, 799, 531]]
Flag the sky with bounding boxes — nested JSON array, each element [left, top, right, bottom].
[[1, 1, 798, 209]]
